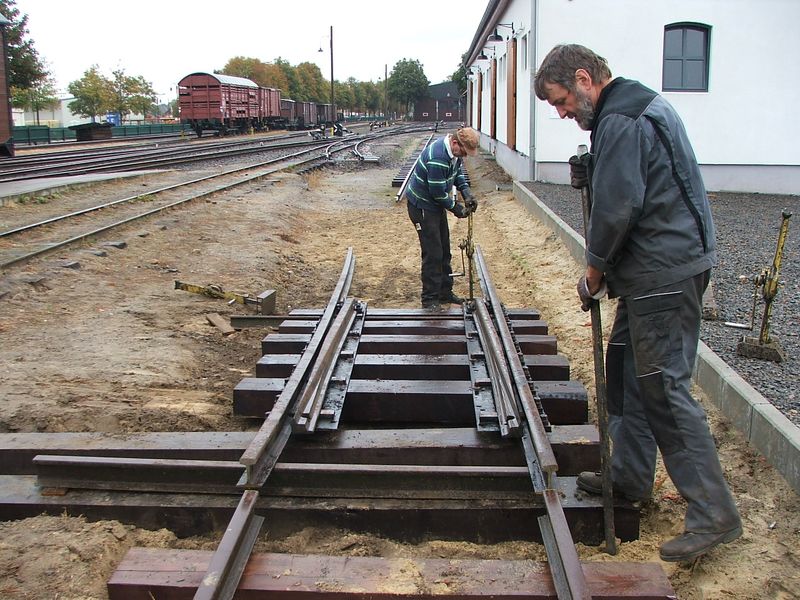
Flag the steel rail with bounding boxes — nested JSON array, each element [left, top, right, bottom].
[[193, 490, 263, 600], [196, 249, 356, 599], [238, 248, 356, 487], [0, 146, 343, 271], [474, 245, 558, 476], [293, 297, 359, 432], [539, 490, 592, 600], [0, 136, 327, 182], [0, 144, 330, 240], [474, 245, 590, 599], [472, 298, 521, 437], [394, 133, 435, 202]]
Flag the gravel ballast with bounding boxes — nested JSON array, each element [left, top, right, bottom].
[[524, 182, 800, 426]]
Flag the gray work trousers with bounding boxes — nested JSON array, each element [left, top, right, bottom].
[[606, 270, 741, 533]]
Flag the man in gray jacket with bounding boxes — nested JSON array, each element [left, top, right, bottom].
[[534, 44, 741, 562]]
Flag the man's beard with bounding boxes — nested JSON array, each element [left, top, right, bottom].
[[574, 89, 595, 131]]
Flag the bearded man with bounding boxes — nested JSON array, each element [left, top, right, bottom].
[[534, 44, 741, 562]]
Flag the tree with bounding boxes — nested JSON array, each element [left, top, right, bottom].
[[387, 59, 429, 117], [294, 61, 326, 102], [219, 56, 289, 92], [0, 0, 48, 89], [11, 72, 58, 124], [67, 65, 112, 122], [109, 69, 157, 120], [451, 53, 468, 97]]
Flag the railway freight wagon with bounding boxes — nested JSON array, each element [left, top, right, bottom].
[[316, 103, 335, 127], [178, 72, 281, 136], [280, 99, 318, 130]]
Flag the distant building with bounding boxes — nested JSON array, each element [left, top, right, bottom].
[[19, 97, 143, 127], [413, 82, 464, 123]]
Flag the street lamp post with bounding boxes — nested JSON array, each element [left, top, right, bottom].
[[328, 25, 335, 119], [319, 26, 335, 125]]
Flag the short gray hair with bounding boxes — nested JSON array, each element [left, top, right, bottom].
[[534, 44, 612, 100]]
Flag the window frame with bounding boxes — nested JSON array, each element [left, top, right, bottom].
[[662, 22, 711, 92]]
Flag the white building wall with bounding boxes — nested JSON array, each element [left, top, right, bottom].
[[466, 0, 798, 194], [533, 0, 799, 193]]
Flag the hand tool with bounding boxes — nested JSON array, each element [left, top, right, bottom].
[[576, 144, 617, 555]]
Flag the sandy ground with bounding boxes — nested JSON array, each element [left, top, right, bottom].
[[0, 134, 798, 599]]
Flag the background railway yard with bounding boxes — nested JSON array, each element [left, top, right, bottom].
[[0, 126, 798, 599]]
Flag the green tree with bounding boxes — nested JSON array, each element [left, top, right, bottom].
[[334, 80, 353, 113], [0, 0, 48, 89], [365, 81, 382, 115], [451, 53, 468, 97], [295, 61, 326, 102], [109, 69, 157, 120], [220, 56, 264, 82], [67, 65, 112, 122], [11, 72, 58, 124], [387, 59, 429, 117], [274, 57, 302, 100], [219, 56, 288, 92]]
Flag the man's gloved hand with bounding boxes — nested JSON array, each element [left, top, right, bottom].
[[568, 153, 590, 189], [576, 275, 607, 312], [462, 188, 478, 212], [451, 202, 472, 219]]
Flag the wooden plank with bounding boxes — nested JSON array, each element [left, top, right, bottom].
[[205, 312, 235, 335], [0, 426, 596, 476], [108, 548, 675, 599], [0, 475, 640, 543]]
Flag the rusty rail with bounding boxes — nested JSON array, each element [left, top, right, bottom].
[[474, 244, 590, 600], [238, 248, 355, 487]]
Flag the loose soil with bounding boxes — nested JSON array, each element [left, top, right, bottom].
[[0, 134, 798, 599]]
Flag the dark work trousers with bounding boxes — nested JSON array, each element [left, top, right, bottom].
[[607, 270, 740, 534], [406, 201, 453, 304]]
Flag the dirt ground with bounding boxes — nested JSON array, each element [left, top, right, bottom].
[[0, 134, 798, 599]]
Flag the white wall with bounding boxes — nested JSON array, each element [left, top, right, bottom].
[[534, 0, 800, 169]]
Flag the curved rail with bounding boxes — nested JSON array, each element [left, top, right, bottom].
[[394, 132, 435, 202]]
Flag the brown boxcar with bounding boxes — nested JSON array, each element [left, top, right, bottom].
[[178, 72, 277, 136], [298, 101, 317, 129], [316, 103, 335, 126], [259, 87, 281, 124]]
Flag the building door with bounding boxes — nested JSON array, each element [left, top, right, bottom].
[[506, 39, 517, 150]]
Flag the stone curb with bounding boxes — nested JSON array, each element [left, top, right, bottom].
[[513, 181, 800, 495]]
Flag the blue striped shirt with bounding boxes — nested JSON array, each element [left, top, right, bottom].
[[406, 135, 469, 211]]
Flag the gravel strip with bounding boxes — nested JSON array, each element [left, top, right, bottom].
[[524, 182, 800, 426]]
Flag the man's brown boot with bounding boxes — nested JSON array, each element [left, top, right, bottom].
[[659, 527, 742, 562], [576, 471, 651, 504]]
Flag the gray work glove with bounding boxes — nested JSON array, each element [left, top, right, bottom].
[[576, 275, 607, 312], [568, 153, 590, 189], [451, 202, 472, 219], [462, 188, 478, 212]]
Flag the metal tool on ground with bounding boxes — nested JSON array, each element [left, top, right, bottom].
[[576, 144, 617, 555], [727, 210, 792, 363], [174, 280, 276, 314]]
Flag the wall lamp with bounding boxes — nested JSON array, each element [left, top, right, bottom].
[[486, 22, 515, 43], [476, 47, 493, 61]]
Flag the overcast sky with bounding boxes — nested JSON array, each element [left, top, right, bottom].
[[15, 0, 489, 102]]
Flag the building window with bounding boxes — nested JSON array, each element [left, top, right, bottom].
[[663, 23, 710, 91]]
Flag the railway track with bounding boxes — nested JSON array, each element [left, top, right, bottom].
[[0, 126, 428, 271], [0, 248, 676, 599]]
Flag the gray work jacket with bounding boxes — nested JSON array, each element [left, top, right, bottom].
[[587, 78, 716, 297]]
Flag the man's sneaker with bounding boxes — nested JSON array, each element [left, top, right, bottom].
[[421, 300, 443, 311], [439, 292, 464, 304], [659, 527, 742, 562], [576, 471, 650, 504]]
